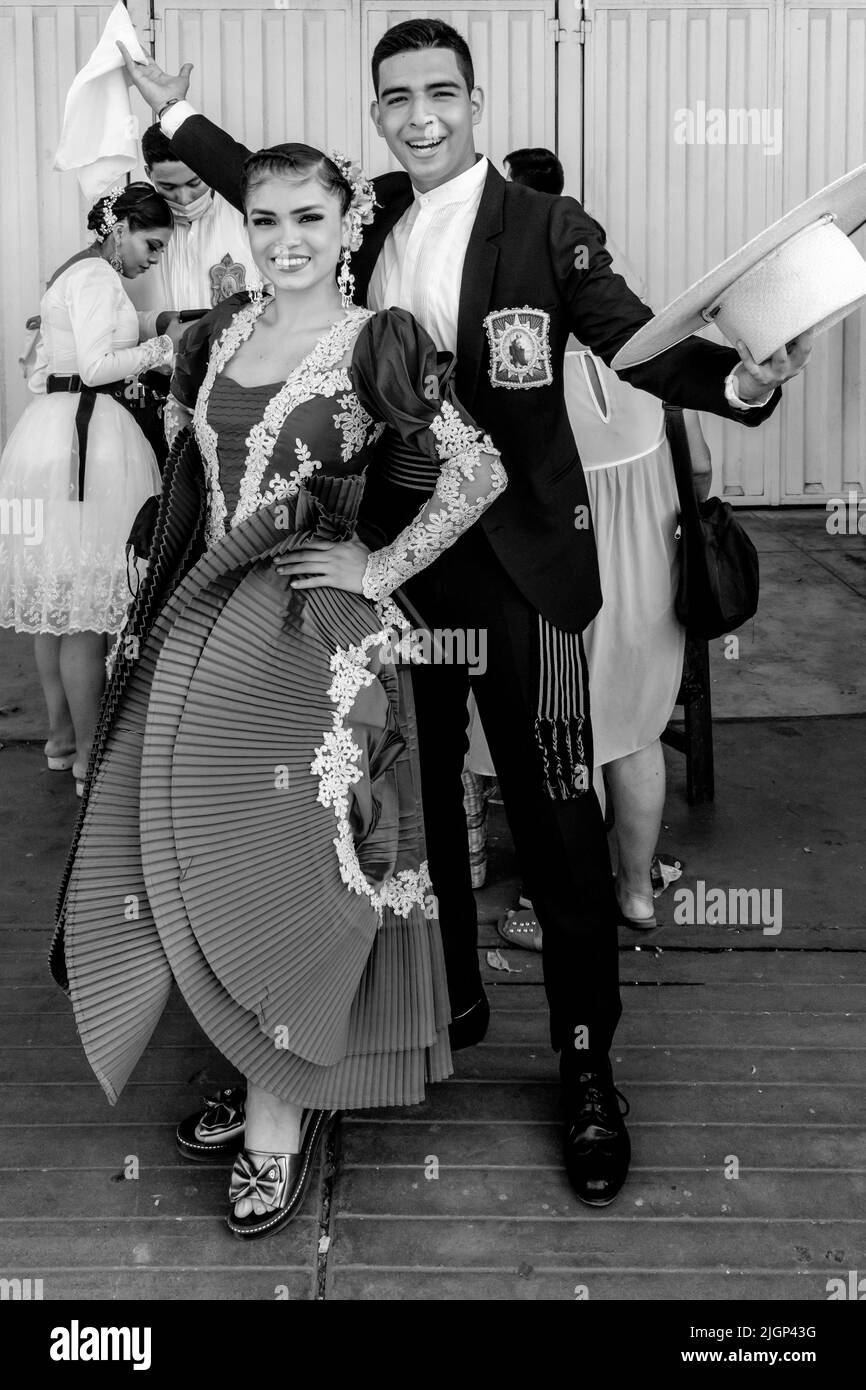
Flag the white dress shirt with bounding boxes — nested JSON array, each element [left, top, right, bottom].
[[367, 155, 490, 353], [128, 192, 262, 336]]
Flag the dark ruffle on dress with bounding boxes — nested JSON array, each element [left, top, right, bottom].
[[52, 304, 466, 1109]]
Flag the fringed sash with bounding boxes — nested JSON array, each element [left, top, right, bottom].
[[534, 615, 590, 799]]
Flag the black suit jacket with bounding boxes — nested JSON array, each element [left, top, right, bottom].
[[170, 117, 780, 630]]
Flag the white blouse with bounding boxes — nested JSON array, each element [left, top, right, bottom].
[[29, 258, 171, 395]]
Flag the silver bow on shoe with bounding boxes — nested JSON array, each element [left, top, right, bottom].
[[228, 1152, 289, 1211]]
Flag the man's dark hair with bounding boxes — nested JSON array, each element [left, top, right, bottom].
[[141, 123, 181, 170], [505, 147, 564, 195], [372, 18, 474, 97]]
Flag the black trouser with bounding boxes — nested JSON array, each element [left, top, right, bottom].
[[365, 476, 621, 1062]]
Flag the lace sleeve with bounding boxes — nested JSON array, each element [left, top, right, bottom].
[[361, 400, 507, 601], [349, 309, 507, 601]]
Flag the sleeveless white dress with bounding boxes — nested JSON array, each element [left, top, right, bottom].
[[565, 347, 685, 766], [0, 258, 163, 635]]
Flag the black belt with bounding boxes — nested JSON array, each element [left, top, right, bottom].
[[47, 374, 112, 501]]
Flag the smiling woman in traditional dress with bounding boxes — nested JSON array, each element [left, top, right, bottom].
[[52, 144, 506, 1239]]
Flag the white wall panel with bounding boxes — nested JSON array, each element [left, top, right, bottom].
[[582, 2, 784, 502], [4, 0, 863, 504], [783, 4, 866, 501], [0, 2, 114, 443], [154, 1, 357, 154]]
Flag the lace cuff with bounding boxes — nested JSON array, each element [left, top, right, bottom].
[[362, 401, 507, 602], [164, 392, 193, 447], [138, 333, 174, 372]]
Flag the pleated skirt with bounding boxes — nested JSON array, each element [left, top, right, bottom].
[[57, 467, 452, 1110]]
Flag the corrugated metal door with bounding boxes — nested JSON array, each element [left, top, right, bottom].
[[579, 0, 866, 505], [0, 0, 114, 442], [151, 0, 359, 156], [154, 1, 557, 178], [783, 2, 866, 502], [581, 0, 783, 503]]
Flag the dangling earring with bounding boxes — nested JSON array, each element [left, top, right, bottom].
[[338, 246, 355, 309], [248, 282, 264, 306], [109, 233, 123, 275]]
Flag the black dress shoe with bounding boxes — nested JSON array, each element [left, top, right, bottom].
[[562, 1061, 631, 1206], [448, 991, 490, 1050]]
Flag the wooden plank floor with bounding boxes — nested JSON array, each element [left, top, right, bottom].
[[1, 709, 865, 1300], [1, 928, 864, 1300]]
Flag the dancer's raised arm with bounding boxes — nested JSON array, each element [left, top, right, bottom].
[[117, 42, 252, 211]]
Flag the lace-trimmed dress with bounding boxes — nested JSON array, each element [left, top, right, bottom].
[[0, 257, 167, 634], [55, 300, 505, 1112]]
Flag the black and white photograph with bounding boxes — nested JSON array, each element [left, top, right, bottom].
[[0, 0, 864, 1341]]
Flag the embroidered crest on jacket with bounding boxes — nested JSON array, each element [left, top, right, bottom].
[[210, 253, 248, 304], [483, 306, 553, 389]]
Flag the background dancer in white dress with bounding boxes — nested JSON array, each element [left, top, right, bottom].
[[0, 183, 178, 793]]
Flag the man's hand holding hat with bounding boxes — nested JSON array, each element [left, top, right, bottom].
[[732, 330, 814, 404]]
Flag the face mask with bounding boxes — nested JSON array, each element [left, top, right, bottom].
[[164, 187, 214, 223]]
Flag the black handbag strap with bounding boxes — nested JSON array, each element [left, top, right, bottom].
[[663, 404, 701, 527]]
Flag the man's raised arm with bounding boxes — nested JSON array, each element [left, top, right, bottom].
[[117, 42, 252, 212]]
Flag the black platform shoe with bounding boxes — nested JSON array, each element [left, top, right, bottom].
[[176, 1085, 246, 1163], [226, 1109, 335, 1239]]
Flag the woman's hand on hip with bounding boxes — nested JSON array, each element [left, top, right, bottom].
[[272, 538, 371, 594]]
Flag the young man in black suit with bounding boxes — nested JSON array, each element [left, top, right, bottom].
[[119, 19, 811, 1207]]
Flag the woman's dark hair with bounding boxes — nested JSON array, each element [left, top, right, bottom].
[[87, 181, 173, 240], [141, 122, 181, 170], [372, 18, 474, 97], [240, 144, 353, 218], [505, 148, 565, 195]]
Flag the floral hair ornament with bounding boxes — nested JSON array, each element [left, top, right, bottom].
[[98, 183, 124, 240], [330, 152, 378, 307]]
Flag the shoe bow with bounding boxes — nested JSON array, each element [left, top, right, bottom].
[[229, 1153, 284, 1208], [199, 1088, 243, 1136]]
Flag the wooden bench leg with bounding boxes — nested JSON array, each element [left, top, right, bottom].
[[682, 638, 714, 803], [662, 637, 715, 804]]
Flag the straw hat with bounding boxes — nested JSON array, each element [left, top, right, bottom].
[[611, 163, 866, 369]]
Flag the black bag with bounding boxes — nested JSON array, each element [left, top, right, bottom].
[[103, 369, 171, 471], [664, 405, 759, 639]]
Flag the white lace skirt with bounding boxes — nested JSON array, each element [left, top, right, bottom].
[[582, 441, 685, 766], [0, 393, 161, 635]]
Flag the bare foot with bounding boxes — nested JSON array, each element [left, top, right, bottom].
[[615, 876, 656, 925]]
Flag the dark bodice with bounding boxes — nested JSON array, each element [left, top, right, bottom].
[[206, 376, 283, 520], [172, 303, 484, 536]]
